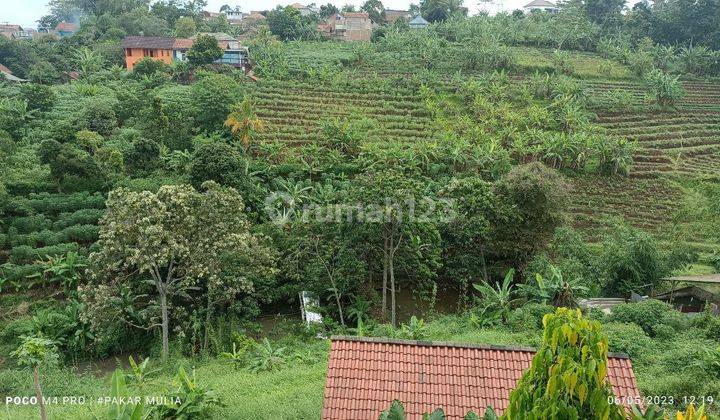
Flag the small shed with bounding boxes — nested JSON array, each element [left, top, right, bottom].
[[409, 15, 429, 29]]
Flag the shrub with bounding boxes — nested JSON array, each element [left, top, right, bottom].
[[189, 142, 245, 188], [507, 303, 555, 332], [598, 225, 668, 296], [552, 50, 574, 75], [601, 322, 652, 358], [644, 69, 685, 108], [607, 299, 683, 336], [124, 137, 160, 176]]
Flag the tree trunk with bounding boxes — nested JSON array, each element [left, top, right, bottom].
[[382, 233, 389, 318], [479, 241, 489, 284], [332, 279, 345, 326], [159, 286, 169, 361], [33, 366, 47, 420], [389, 235, 396, 328], [203, 293, 213, 353]]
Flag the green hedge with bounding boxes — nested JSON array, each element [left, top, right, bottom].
[[53, 208, 105, 229], [7, 192, 105, 217], [8, 224, 99, 247], [9, 242, 80, 264], [9, 215, 53, 234]]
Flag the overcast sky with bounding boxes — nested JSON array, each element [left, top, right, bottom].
[[3, 0, 529, 29]]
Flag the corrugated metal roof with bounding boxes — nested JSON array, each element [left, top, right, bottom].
[[663, 274, 720, 284], [322, 336, 641, 419]]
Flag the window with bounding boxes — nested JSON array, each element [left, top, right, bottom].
[[126, 48, 132, 56]]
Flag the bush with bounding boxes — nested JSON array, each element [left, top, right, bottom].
[[124, 137, 160, 176], [10, 242, 80, 265], [598, 225, 667, 296], [607, 299, 684, 336], [644, 69, 685, 108], [189, 142, 245, 188], [507, 303, 555, 332], [602, 321, 653, 358], [690, 310, 720, 342]]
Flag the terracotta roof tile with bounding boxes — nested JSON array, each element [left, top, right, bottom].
[[323, 336, 642, 419]]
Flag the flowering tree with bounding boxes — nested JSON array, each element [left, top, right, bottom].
[[86, 182, 273, 360]]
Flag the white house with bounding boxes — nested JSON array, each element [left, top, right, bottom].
[[523, 0, 559, 13]]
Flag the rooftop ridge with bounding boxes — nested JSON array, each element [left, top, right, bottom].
[[330, 335, 631, 359]]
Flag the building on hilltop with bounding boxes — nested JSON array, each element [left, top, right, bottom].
[[408, 15, 429, 29], [385, 9, 412, 24], [55, 22, 79, 37], [122, 36, 176, 70], [289, 3, 319, 17], [193, 33, 248, 67], [122, 35, 248, 70], [523, 0, 559, 13], [318, 12, 372, 42], [0, 24, 32, 40], [322, 336, 642, 418]]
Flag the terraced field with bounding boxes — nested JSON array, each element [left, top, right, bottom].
[[598, 111, 720, 178], [572, 79, 720, 244], [252, 81, 437, 144], [567, 176, 685, 240], [586, 79, 720, 110]]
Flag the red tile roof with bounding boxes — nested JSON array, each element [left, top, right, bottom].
[[55, 22, 78, 32], [323, 336, 641, 419]]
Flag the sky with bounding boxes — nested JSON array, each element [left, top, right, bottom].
[[2, 0, 529, 29]]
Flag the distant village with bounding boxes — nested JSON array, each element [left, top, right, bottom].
[[0, 0, 555, 79]]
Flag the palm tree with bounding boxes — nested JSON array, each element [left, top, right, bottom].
[[224, 97, 264, 152]]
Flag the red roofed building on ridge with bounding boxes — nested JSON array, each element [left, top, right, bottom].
[[322, 336, 642, 419]]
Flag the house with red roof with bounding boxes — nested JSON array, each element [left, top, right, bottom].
[[322, 336, 642, 419]]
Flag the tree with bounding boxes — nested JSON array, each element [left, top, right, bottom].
[[504, 308, 626, 419], [362, 0, 387, 24], [192, 73, 241, 131], [348, 169, 441, 326], [489, 162, 568, 273], [87, 182, 265, 360], [186, 34, 222, 66], [73, 47, 105, 76], [419, 0, 466, 22], [173, 16, 197, 37], [11, 336, 58, 420], [266, 6, 318, 41], [319, 3, 340, 18], [224, 97, 265, 151]]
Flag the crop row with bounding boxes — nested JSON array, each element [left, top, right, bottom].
[[6, 192, 105, 217]]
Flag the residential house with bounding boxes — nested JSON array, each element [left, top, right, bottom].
[[523, 0, 559, 13], [319, 12, 372, 42], [0, 24, 32, 40], [322, 336, 642, 418], [289, 3, 319, 17], [55, 22, 79, 37], [193, 32, 248, 67], [408, 15, 429, 29], [385, 9, 412, 24], [0, 63, 27, 82], [121, 35, 248, 70], [122, 36, 176, 70]]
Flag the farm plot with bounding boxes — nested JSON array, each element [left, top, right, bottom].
[[597, 111, 720, 178], [586, 80, 720, 110], [567, 176, 688, 241], [251, 81, 438, 144], [0, 191, 105, 289]]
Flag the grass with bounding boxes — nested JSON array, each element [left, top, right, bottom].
[[2, 308, 719, 418]]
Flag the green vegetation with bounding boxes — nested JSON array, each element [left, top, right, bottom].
[[2, 0, 720, 418]]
